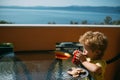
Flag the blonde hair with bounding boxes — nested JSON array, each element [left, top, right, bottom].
[[79, 31, 108, 56]]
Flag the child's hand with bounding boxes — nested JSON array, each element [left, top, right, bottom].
[[67, 67, 86, 78], [67, 67, 80, 77], [72, 50, 81, 65], [76, 52, 86, 62], [72, 50, 86, 65]]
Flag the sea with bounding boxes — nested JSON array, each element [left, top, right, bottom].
[[0, 8, 120, 24]]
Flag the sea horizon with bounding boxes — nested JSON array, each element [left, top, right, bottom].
[[0, 6, 120, 24]]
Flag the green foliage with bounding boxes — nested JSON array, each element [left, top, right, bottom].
[[70, 16, 120, 25], [70, 21, 78, 24], [103, 16, 120, 25], [1, 16, 120, 25], [104, 16, 112, 24], [0, 20, 13, 24], [112, 20, 120, 25], [81, 20, 88, 24]]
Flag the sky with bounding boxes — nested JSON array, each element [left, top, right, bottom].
[[0, 0, 120, 7]]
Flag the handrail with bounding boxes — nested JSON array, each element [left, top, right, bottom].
[[0, 24, 120, 27]]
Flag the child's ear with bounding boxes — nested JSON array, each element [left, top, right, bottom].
[[95, 50, 103, 58]]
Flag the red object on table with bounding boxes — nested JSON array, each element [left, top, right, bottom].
[[72, 50, 81, 65]]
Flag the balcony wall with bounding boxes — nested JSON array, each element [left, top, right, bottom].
[[0, 25, 120, 80]]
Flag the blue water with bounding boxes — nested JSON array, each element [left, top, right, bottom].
[[0, 8, 120, 24]]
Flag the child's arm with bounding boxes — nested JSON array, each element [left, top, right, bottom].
[[82, 61, 102, 74], [75, 52, 102, 74]]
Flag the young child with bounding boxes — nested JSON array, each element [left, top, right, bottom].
[[67, 31, 108, 80]]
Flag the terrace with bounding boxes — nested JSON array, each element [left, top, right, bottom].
[[0, 25, 120, 80]]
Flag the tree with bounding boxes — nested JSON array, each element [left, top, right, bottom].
[[104, 16, 112, 24], [0, 20, 13, 24], [81, 20, 88, 24], [70, 21, 78, 24], [112, 20, 120, 25]]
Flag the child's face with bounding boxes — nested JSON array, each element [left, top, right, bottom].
[[83, 45, 96, 59]]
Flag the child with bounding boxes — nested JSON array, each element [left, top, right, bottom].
[[67, 31, 108, 80]]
